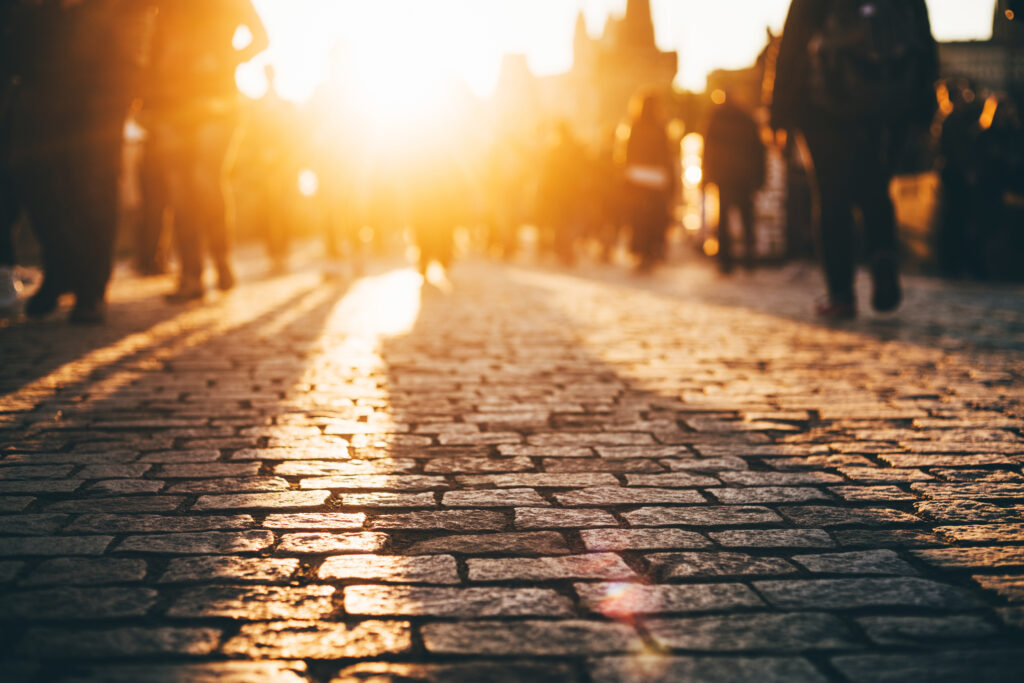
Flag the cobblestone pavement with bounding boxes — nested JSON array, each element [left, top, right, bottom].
[[1, 259, 1023, 682]]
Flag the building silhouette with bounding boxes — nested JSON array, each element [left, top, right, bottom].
[[940, 0, 1024, 104], [492, 0, 677, 144]]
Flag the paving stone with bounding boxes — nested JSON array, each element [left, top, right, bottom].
[[577, 582, 762, 616], [580, 528, 712, 551], [405, 531, 570, 555], [542, 457, 664, 473], [912, 546, 1024, 569], [0, 536, 112, 557], [515, 507, 618, 529], [166, 477, 291, 493], [779, 506, 922, 527], [66, 514, 254, 533], [274, 459, 418, 476], [833, 529, 944, 548], [754, 578, 979, 609], [299, 475, 449, 490], [58, 661, 310, 682], [0, 560, 23, 582], [263, 513, 366, 529], [644, 612, 857, 651], [0, 514, 68, 535], [319, 554, 459, 583], [115, 530, 274, 554], [424, 456, 534, 473], [792, 549, 917, 575], [46, 496, 185, 513], [911, 482, 1024, 500], [555, 486, 705, 506], [338, 492, 438, 507], [709, 487, 831, 503], [624, 506, 781, 527], [0, 496, 34, 512], [0, 587, 157, 619], [0, 480, 83, 494], [232, 447, 350, 460], [442, 488, 549, 507], [277, 532, 389, 554], [167, 585, 335, 619], [345, 585, 573, 617], [973, 575, 1024, 602], [646, 552, 798, 578], [138, 450, 222, 463], [0, 465, 74, 479], [18, 627, 221, 657], [468, 553, 636, 582], [422, 620, 642, 655], [588, 655, 828, 683], [856, 615, 999, 645], [831, 651, 1022, 683], [369, 510, 506, 531], [916, 500, 1024, 523], [330, 662, 578, 683], [710, 529, 834, 548], [20, 558, 148, 586], [828, 485, 918, 502], [222, 620, 411, 659], [456, 473, 620, 488], [85, 479, 165, 495], [160, 556, 300, 583], [500, 445, 593, 457], [193, 491, 330, 510], [660, 456, 749, 471], [623, 472, 720, 487], [720, 471, 844, 486], [935, 523, 1024, 543]]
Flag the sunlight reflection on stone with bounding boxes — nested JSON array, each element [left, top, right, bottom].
[[323, 269, 423, 341]]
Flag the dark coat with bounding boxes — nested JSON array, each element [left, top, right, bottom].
[[771, 0, 938, 131], [704, 101, 765, 193]]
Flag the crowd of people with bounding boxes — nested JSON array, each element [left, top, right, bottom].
[[0, 0, 1020, 326]]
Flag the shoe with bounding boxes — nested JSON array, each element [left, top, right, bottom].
[[815, 298, 857, 320], [25, 279, 64, 318], [69, 299, 106, 325], [871, 253, 902, 313], [165, 281, 205, 304], [0, 266, 20, 311], [216, 264, 236, 291]]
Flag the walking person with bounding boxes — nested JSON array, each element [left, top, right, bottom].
[[771, 0, 938, 318], [703, 90, 765, 274], [13, 0, 146, 323], [623, 93, 675, 273], [143, 0, 268, 302]]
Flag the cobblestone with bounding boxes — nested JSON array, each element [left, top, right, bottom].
[[2, 260, 1022, 677]]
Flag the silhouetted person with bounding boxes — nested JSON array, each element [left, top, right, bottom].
[[772, 0, 937, 318], [972, 96, 1024, 280], [247, 64, 295, 275], [144, 0, 268, 302], [0, 0, 25, 312], [624, 93, 675, 273], [936, 80, 984, 278], [704, 92, 765, 273], [537, 121, 590, 266], [136, 121, 172, 276], [13, 0, 147, 323]]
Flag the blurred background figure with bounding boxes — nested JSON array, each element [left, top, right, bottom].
[[772, 0, 938, 319], [10, 0, 147, 323], [0, 0, 25, 314], [135, 103, 171, 277], [242, 64, 296, 276], [537, 121, 590, 266], [623, 92, 675, 273], [703, 89, 765, 274], [143, 0, 268, 303]]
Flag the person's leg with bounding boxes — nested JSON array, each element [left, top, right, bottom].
[[717, 188, 735, 274], [857, 132, 901, 312], [803, 125, 857, 312], [137, 134, 170, 275], [166, 125, 206, 300], [68, 112, 123, 323], [199, 118, 238, 290], [739, 193, 756, 271]]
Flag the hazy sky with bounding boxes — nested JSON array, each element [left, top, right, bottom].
[[249, 0, 998, 101]]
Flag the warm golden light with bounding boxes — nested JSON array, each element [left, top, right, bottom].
[[298, 169, 319, 197]]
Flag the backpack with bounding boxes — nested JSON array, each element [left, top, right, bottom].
[[809, 0, 930, 122]]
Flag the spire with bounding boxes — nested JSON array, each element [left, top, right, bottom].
[[623, 0, 656, 46], [573, 10, 590, 56]]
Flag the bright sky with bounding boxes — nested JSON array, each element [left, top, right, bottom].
[[246, 0, 997, 102]]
